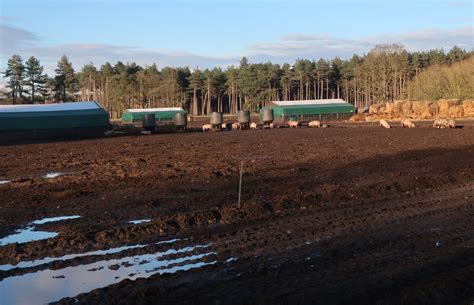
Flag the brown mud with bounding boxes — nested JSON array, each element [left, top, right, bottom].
[[0, 122, 473, 304]]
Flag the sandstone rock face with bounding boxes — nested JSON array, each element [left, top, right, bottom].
[[362, 99, 472, 121], [393, 101, 404, 116], [348, 114, 367, 122], [384, 102, 394, 114], [401, 101, 412, 116], [448, 105, 464, 118], [365, 115, 380, 122], [411, 101, 431, 119], [438, 99, 461, 117], [369, 104, 383, 114], [428, 102, 439, 117], [462, 100, 474, 117]]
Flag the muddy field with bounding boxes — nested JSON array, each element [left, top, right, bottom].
[[0, 122, 473, 305]]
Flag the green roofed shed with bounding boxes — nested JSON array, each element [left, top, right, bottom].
[[260, 99, 355, 121], [122, 107, 186, 124], [0, 101, 109, 141]]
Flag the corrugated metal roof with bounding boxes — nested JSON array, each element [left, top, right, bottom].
[[271, 99, 349, 106], [0, 102, 102, 113], [122, 108, 186, 122], [0, 103, 109, 131], [126, 107, 184, 113]]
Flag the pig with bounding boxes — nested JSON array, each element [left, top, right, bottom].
[[250, 122, 258, 130], [447, 119, 457, 128], [401, 119, 415, 128], [380, 119, 391, 129], [308, 120, 321, 128], [232, 122, 241, 130], [288, 121, 300, 128], [433, 119, 449, 129], [202, 124, 212, 132]]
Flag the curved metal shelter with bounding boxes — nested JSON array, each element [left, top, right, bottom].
[[260, 99, 355, 122], [0, 101, 109, 141]]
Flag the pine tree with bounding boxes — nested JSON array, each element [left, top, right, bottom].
[[99, 62, 114, 111], [239, 57, 249, 68], [4, 54, 25, 104], [39, 76, 54, 103], [187, 68, 204, 115], [54, 55, 78, 102], [446, 46, 468, 64], [225, 67, 239, 113], [25, 56, 47, 103], [280, 63, 293, 101], [78, 63, 98, 101]]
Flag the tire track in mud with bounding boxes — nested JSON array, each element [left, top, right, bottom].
[[1, 127, 473, 304], [206, 182, 473, 302], [3, 183, 471, 304], [213, 182, 473, 256], [58, 181, 474, 305]]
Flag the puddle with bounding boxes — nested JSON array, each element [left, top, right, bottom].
[[0, 215, 81, 247], [0, 227, 58, 247], [0, 244, 217, 305], [156, 238, 181, 245], [0, 239, 181, 271], [30, 215, 81, 225], [44, 172, 64, 179], [43, 172, 76, 179], [0, 244, 147, 271], [129, 219, 152, 225], [0, 172, 73, 182], [225, 257, 238, 263]]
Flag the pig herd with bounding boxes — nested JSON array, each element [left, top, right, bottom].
[[202, 120, 327, 132], [379, 118, 458, 129], [202, 118, 460, 132]]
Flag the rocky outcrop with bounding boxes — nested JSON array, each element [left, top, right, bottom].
[[462, 100, 474, 117], [362, 99, 474, 121]]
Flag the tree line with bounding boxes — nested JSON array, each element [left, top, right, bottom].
[[3, 44, 472, 117], [406, 55, 474, 101]]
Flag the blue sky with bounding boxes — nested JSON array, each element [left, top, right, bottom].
[[0, 0, 473, 78]]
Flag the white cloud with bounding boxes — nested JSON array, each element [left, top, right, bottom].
[[0, 23, 240, 77], [247, 27, 474, 61], [29, 43, 237, 67], [0, 20, 239, 76], [0, 24, 39, 55], [368, 26, 474, 50], [0, 20, 472, 82]]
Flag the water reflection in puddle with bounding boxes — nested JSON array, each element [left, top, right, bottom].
[[0, 239, 181, 271], [0, 244, 216, 305], [225, 257, 238, 263], [0, 244, 146, 271], [0, 171, 74, 184], [30, 215, 81, 225], [44, 172, 64, 179], [0, 215, 81, 247], [0, 228, 57, 247], [129, 219, 151, 225]]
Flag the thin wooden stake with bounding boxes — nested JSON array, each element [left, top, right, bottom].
[[238, 160, 244, 209]]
